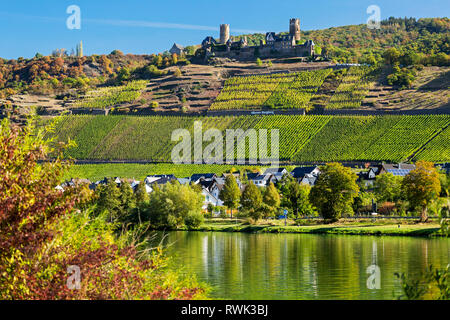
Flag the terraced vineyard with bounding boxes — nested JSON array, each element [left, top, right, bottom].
[[293, 116, 401, 162], [326, 66, 372, 109], [209, 66, 378, 110], [358, 115, 450, 162], [73, 80, 147, 109], [413, 125, 450, 162], [264, 69, 332, 109], [210, 74, 290, 110], [50, 114, 450, 163]]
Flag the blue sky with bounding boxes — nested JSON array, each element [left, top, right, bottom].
[[0, 0, 448, 59]]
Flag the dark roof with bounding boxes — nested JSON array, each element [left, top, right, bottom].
[[191, 173, 216, 182], [246, 172, 261, 180], [169, 43, 184, 54], [202, 36, 217, 47], [198, 179, 214, 189], [253, 174, 272, 181], [264, 168, 287, 175], [171, 43, 184, 50], [301, 174, 317, 186], [154, 177, 174, 185], [265, 33, 294, 43], [438, 163, 450, 174], [291, 166, 317, 179], [265, 32, 276, 42], [153, 174, 177, 179]]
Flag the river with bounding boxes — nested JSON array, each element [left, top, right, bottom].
[[153, 231, 449, 300]]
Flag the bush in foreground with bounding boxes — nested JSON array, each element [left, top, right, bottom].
[[0, 118, 207, 300]]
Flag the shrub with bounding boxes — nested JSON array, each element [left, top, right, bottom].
[[378, 202, 396, 215], [184, 211, 204, 229], [151, 101, 159, 108], [173, 67, 182, 78]]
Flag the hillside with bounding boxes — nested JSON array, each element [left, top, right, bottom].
[[2, 17, 449, 170], [1, 17, 449, 121], [48, 114, 450, 164]]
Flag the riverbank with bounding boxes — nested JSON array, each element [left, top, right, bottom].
[[171, 219, 446, 237]]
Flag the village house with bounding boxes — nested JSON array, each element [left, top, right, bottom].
[[144, 174, 177, 185], [379, 163, 416, 176], [131, 180, 153, 194], [248, 173, 274, 187], [291, 166, 321, 186], [169, 43, 184, 56], [359, 163, 417, 187], [190, 173, 217, 184], [263, 168, 288, 183]]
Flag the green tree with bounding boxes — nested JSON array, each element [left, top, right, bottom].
[[118, 181, 136, 221], [116, 67, 131, 84], [262, 182, 280, 218], [154, 55, 163, 67], [135, 182, 149, 204], [241, 181, 263, 211], [173, 67, 182, 78], [310, 163, 359, 221], [374, 172, 403, 203], [384, 47, 402, 65], [96, 179, 121, 222], [184, 211, 204, 229], [438, 172, 449, 197], [402, 161, 441, 221], [241, 182, 263, 222], [219, 175, 241, 218], [296, 184, 316, 217], [145, 183, 203, 228]]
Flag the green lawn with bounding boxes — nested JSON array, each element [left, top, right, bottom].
[[178, 219, 444, 237]]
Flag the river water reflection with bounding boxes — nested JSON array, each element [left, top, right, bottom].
[[153, 231, 449, 300]]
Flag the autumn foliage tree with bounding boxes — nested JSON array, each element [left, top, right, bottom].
[[219, 175, 241, 218], [402, 161, 441, 222], [0, 118, 207, 299]]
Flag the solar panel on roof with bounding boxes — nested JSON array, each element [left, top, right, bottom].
[[387, 169, 411, 176]]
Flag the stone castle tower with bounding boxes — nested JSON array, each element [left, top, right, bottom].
[[289, 18, 301, 42], [220, 24, 230, 44]]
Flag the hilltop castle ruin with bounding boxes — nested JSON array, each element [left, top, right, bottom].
[[200, 18, 315, 60]]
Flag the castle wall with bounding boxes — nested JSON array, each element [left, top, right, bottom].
[[211, 44, 313, 61]]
